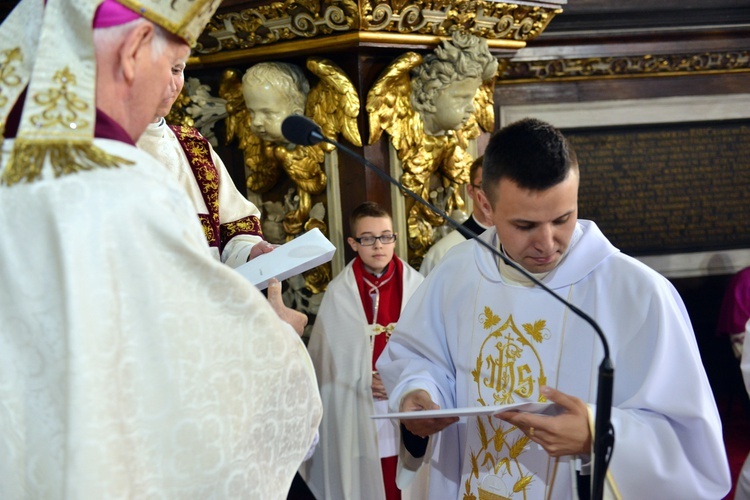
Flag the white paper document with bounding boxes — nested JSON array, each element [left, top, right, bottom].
[[371, 401, 557, 420], [234, 228, 336, 290]]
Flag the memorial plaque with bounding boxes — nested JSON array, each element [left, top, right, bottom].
[[566, 120, 750, 255]]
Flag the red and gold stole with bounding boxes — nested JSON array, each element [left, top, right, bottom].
[[170, 125, 262, 252]]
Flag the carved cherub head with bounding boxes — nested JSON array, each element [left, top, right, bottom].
[[410, 32, 498, 136], [241, 62, 311, 145]]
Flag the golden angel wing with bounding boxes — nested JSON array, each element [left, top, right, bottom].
[[306, 57, 362, 150], [281, 145, 327, 195], [473, 78, 496, 133], [365, 52, 423, 149], [243, 140, 281, 193], [219, 68, 279, 193], [218, 69, 249, 147]]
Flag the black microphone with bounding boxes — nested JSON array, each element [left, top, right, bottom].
[[281, 114, 615, 500], [281, 114, 325, 146]]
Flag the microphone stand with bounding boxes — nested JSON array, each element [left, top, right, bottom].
[[306, 124, 615, 500]]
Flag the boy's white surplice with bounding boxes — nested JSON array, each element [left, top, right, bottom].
[[0, 139, 322, 499], [301, 258, 425, 500], [377, 220, 730, 500]]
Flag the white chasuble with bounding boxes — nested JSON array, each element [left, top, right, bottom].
[[377, 222, 730, 500], [0, 139, 322, 499]]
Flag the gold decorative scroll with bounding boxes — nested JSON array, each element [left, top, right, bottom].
[[197, 0, 360, 54], [497, 50, 750, 83], [362, 0, 559, 40], [195, 0, 562, 56]]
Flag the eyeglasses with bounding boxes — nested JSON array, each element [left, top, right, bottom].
[[470, 183, 482, 190], [354, 234, 397, 246]]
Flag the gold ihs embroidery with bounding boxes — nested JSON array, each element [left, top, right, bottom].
[[472, 310, 550, 406], [465, 307, 551, 499]]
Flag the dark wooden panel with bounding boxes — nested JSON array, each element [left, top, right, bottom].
[[496, 73, 750, 106], [569, 119, 750, 255], [562, 0, 749, 12]]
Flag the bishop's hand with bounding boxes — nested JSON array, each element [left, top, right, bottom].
[[266, 278, 307, 336]]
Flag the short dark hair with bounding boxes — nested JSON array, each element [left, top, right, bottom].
[[482, 118, 578, 201], [349, 201, 392, 235], [469, 155, 483, 185]]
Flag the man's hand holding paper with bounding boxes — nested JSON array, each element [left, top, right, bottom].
[[399, 389, 460, 438]]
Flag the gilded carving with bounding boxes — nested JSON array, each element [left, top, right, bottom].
[[220, 58, 361, 239], [366, 31, 496, 266], [198, 0, 359, 54], [194, 0, 561, 56], [363, 0, 558, 40], [498, 51, 750, 82], [168, 77, 231, 147]]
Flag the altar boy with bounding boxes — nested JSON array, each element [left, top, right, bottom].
[[301, 201, 425, 499]]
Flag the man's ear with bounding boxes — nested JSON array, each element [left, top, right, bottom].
[[120, 23, 155, 83], [467, 183, 477, 201], [475, 188, 493, 217]]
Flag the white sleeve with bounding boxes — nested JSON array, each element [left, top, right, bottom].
[[210, 146, 264, 268]]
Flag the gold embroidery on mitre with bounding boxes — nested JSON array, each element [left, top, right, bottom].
[[465, 308, 551, 499], [0, 47, 23, 111], [28, 67, 89, 131], [2, 139, 134, 185], [116, 0, 223, 47]]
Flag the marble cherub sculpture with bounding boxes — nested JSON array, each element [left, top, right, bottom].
[[221, 59, 361, 238], [366, 31, 498, 263]]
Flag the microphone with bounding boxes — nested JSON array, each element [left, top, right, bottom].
[[281, 114, 325, 146], [281, 114, 615, 500]]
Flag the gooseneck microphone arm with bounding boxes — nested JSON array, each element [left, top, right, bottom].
[[281, 114, 615, 500]]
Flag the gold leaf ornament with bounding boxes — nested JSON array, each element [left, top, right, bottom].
[[482, 306, 500, 329], [366, 33, 497, 266], [522, 319, 547, 342], [306, 57, 362, 149]]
